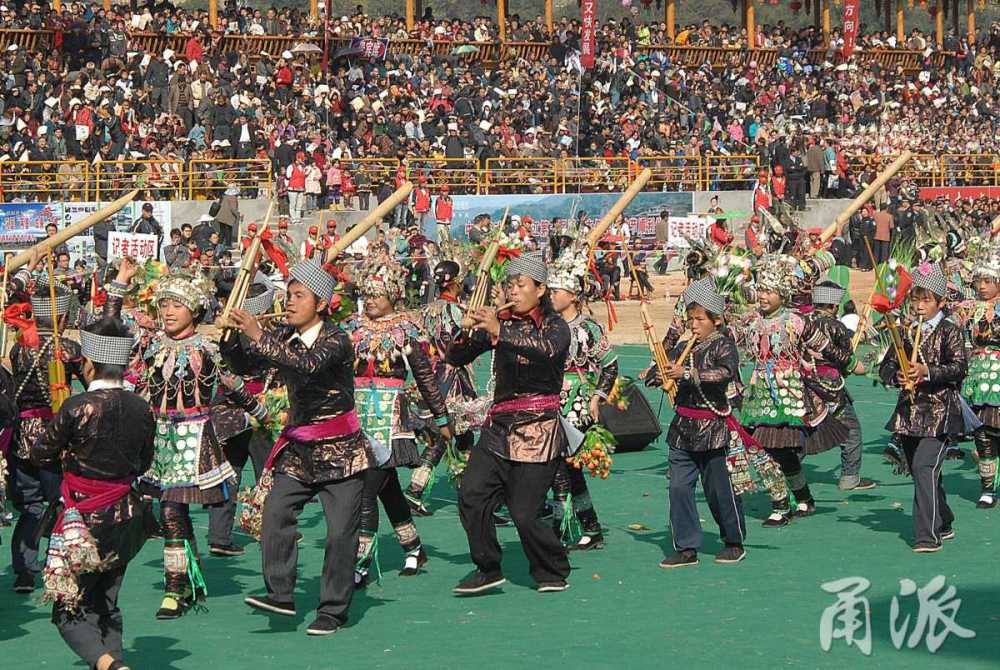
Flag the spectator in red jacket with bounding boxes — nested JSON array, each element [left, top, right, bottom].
[[708, 217, 733, 248]]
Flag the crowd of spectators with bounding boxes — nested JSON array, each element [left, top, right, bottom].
[[0, 3, 998, 205]]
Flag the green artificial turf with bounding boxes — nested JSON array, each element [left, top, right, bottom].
[[2, 345, 997, 668]]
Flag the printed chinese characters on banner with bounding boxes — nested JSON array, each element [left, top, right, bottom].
[[842, 0, 860, 59], [108, 231, 159, 262], [580, 0, 597, 69]]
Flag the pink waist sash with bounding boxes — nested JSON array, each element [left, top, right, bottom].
[[54, 472, 134, 535], [487, 394, 561, 421], [676, 405, 762, 452], [0, 407, 54, 456], [264, 409, 362, 470]]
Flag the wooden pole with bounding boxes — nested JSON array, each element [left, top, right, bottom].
[[746, 0, 756, 49], [545, 0, 554, 36], [310, 0, 319, 21], [821, 151, 914, 243], [884, 0, 891, 34], [896, 0, 905, 45], [967, 0, 976, 44], [405, 0, 415, 31], [936, 0, 945, 47], [586, 169, 653, 247], [220, 203, 274, 343], [990, 213, 1000, 236], [325, 182, 414, 263], [498, 0, 507, 42], [209, 0, 218, 28], [8, 190, 138, 272], [823, 0, 831, 47], [666, 0, 676, 42]]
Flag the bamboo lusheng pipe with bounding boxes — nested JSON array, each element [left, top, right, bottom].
[[586, 168, 653, 248], [220, 202, 274, 343], [0, 263, 9, 359], [664, 335, 698, 404], [45, 251, 69, 412], [821, 151, 914, 243], [325, 181, 414, 263], [7, 189, 139, 272], [991, 213, 1000, 236], [907, 316, 924, 395], [461, 240, 501, 330]]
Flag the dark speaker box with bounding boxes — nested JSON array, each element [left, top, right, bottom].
[[599, 386, 663, 452]]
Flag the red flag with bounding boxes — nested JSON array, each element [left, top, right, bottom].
[[841, 0, 860, 60], [581, 0, 597, 70], [871, 266, 911, 314], [259, 230, 289, 278], [3, 303, 39, 348]]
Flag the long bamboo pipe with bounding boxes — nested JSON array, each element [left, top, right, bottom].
[[586, 168, 653, 248], [991, 213, 1000, 237], [7, 189, 139, 272], [325, 182, 414, 263], [820, 151, 914, 243]]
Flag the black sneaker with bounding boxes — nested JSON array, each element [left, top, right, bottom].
[[945, 446, 965, 460], [453, 571, 506, 595], [940, 527, 956, 541], [12, 573, 35, 594], [659, 551, 699, 569], [155, 594, 191, 620], [568, 533, 605, 551], [714, 545, 747, 564], [791, 500, 816, 518], [841, 478, 878, 491], [209, 543, 245, 557], [404, 491, 433, 517], [244, 595, 296, 616], [976, 494, 996, 509], [912, 542, 942, 553], [399, 547, 428, 576], [537, 580, 570, 593], [305, 615, 340, 636], [762, 511, 791, 528]]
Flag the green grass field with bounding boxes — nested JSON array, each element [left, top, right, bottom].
[[2, 345, 998, 669]]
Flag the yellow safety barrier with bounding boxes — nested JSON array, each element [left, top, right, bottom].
[[406, 157, 480, 195], [704, 154, 761, 191], [0, 161, 90, 202], [484, 157, 560, 195], [188, 159, 272, 200], [562, 157, 634, 193], [95, 160, 184, 202], [847, 153, 941, 188], [940, 153, 1000, 187], [638, 155, 703, 191]]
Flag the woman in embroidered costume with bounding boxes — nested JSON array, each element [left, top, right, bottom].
[[405, 249, 480, 513], [547, 238, 617, 550], [107, 260, 265, 619], [954, 250, 1000, 508], [730, 255, 846, 527], [343, 252, 451, 587]]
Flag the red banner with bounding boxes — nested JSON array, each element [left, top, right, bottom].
[[841, 0, 860, 59], [919, 186, 1000, 200], [581, 0, 597, 70]]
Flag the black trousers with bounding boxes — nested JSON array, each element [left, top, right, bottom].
[[8, 456, 62, 577], [53, 565, 126, 667], [458, 449, 570, 584], [360, 468, 420, 552], [261, 472, 363, 623], [207, 429, 269, 547], [668, 447, 745, 552], [874, 239, 891, 264], [899, 436, 954, 546]]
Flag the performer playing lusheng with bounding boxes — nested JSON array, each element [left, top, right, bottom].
[[33, 317, 154, 670], [654, 279, 747, 567], [225, 259, 375, 636], [107, 260, 265, 619], [954, 250, 1000, 508], [448, 251, 572, 595], [343, 252, 451, 587], [805, 275, 878, 491], [879, 263, 966, 552], [547, 239, 617, 550], [6, 255, 84, 594]]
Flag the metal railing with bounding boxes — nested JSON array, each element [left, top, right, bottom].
[[2, 154, 1000, 202]]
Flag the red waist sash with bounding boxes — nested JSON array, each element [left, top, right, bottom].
[[53, 472, 134, 535], [264, 409, 362, 470], [676, 405, 762, 451]]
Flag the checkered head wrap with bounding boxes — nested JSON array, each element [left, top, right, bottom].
[[288, 259, 335, 304], [242, 281, 276, 316], [30, 278, 73, 318], [506, 251, 548, 284], [80, 330, 134, 366], [682, 278, 726, 316], [811, 273, 845, 306], [912, 261, 948, 298]]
